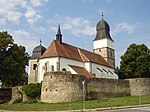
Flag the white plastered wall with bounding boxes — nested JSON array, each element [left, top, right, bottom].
[[84, 62, 91, 72], [91, 63, 118, 79], [37, 56, 118, 82], [38, 57, 59, 82], [37, 57, 84, 82], [93, 39, 114, 49], [60, 57, 84, 72]]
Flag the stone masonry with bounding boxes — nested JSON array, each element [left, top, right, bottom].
[[41, 72, 132, 103], [41, 72, 84, 103], [10, 72, 150, 104], [128, 78, 150, 96]]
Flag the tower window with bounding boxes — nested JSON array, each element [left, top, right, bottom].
[[33, 64, 37, 70], [62, 68, 66, 71], [110, 51, 113, 57]]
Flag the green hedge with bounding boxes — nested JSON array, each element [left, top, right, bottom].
[[22, 83, 41, 99]]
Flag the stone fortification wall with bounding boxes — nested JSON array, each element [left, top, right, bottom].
[[41, 72, 131, 103], [86, 78, 130, 99], [128, 78, 150, 96], [41, 72, 84, 103], [41, 72, 150, 103]]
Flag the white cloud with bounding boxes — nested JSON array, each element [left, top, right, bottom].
[[49, 16, 95, 37], [30, 0, 49, 7], [0, 0, 46, 25], [33, 26, 47, 34], [112, 23, 137, 36], [0, 18, 6, 27], [63, 17, 95, 37], [0, 0, 22, 24], [7, 11, 22, 24], [25, 6, 42, 25], [11, 30, 39, 53]]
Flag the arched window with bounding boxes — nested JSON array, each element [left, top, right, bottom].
[[45, 63, 47, 72], [62, 68, 66, 71], [33, 64, 37, 70], [50, 65, 54, 71]]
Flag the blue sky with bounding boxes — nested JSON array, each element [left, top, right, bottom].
[[0, 0, 150, 67]]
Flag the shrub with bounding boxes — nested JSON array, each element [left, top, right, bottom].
[[22, 83, 41, 99]]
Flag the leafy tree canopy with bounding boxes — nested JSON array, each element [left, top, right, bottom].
[[0, 31, 30, 87], [119, 43, 150, 79]]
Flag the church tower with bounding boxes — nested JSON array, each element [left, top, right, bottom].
[[93, 14, 115, 68], [28, 40, 46, 83]]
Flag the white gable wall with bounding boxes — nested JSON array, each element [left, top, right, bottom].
[[60, 57, 84, 72]]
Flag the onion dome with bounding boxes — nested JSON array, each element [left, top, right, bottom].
[[31, 40, 46, 59], [94, 14, 113, 41], [96, 18, 110, 31]]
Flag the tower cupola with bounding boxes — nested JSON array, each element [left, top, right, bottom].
[[93, 13, 115, 68], [94, 14, 113, 41], [31, 40, 46, 59]]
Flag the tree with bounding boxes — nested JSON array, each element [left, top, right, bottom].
[[120, 43, 150, 79], [0, 31, 30, 87], [115, 66, 125, 79]]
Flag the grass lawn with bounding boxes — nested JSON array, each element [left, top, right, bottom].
[[0, 94, 150, 111]]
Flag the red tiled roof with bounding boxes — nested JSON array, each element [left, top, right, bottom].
[[69, 65, 95, 78], [41, 40, 113, 68], [41, 40, 82, 61]]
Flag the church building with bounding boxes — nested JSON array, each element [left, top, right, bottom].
[[28, 16, 118, 83]]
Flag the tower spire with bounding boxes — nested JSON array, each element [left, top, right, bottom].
[[56, 25, 62, 43], [40, 39, 42, 45], [102, 12, 103, 19]]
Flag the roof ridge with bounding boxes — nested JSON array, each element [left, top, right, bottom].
[[40, 40, 58, 58], [56, 41, 71, 58], [53, 40, 59, 56], [77, 48, 89, 62]]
